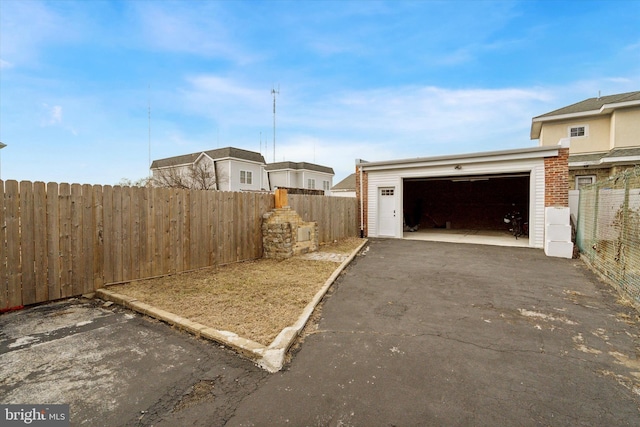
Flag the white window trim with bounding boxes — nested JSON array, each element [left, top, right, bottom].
[[575, 175, 596, 189], [568, 124, 589, 138], [307, 178, 316, 189], [240, 170, 253, 185]]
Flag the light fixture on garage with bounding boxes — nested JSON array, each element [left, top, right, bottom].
[[454, 164, 462, 170]]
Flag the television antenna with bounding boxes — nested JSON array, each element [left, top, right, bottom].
[[148, 85, 151, 178], [271, 85, 279, 163]]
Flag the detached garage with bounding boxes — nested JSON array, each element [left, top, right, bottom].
[[356, 143, 573, 256]]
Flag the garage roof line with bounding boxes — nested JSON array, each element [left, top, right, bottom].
[[356, 145, 562, 171]]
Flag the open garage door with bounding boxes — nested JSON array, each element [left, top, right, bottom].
[[403, 173, 530, 233]]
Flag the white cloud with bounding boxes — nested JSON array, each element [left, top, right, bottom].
[[50, 105, 63, 125], [41, 104, 63, 126], [132, 2, 257, 64], [0, 1, 83, 68], [0, 59, 13, 69]]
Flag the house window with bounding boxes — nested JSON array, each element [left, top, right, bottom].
[[381, 189, 394, 196], [323, 181, 330, 191], [575, 175, 596, 189], [307, 178, 316, 189], [240, 170, 252, 184], [569, 125, 588, 138]]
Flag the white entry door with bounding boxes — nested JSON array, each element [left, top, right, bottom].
[[378, 187, 396, 237]]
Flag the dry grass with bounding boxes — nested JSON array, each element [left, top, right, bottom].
[[108, 237, 365, 346]]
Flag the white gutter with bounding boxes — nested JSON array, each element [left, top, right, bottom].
[[569, 155, 640, 168], [358, 145, 561, 173]]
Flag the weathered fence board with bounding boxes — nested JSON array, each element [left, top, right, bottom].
[[33, 182, 48, 302], [20, 182, 36, 305], [5, 181, 21, 308], [1, 181, 357, 309], [47, 182, 60, 300], [0, 182, 7, 309]]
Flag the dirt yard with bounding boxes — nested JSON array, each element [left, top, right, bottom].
[[107, 238, 365, 346]]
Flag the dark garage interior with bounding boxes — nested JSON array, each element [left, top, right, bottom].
[[403, 174, 530, 231]]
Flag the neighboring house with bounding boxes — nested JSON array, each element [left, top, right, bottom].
[[331, 173, 356, 197], [266, 162, 335, 195], [150, 147, 269, 192], [531, 91, 640, 190]]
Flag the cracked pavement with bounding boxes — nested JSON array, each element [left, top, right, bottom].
[[2, 238, 640, 426]]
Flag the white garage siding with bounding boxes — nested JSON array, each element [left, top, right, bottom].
[[367, 172, 402, 237], [362, 150, 551, 249], [530, 163, 545, 248]]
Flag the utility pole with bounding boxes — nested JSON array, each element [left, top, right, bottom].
[[271, 86, 279, 163]]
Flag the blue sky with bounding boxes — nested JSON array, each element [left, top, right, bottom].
[[1, 0, 639, 185]]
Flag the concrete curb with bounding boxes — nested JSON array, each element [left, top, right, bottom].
[[96, 239, 368, 373]]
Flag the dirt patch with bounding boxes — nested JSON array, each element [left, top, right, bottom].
[[107, 238, 365, 346]]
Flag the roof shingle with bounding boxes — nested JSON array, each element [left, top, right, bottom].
[[535, 91, 640, 119], [151, 147, 265, 169]]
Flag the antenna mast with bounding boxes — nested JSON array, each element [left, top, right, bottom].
[[271, 85, 279, 163], [148, 84, 151, 178]]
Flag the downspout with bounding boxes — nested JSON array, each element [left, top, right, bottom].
[[359, 164, 364, 238], [265, 167, 271, 191], [213, 160, 219, 190]]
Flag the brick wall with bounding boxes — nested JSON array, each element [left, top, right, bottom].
[[544, 147, 569, 207], [355, 168, 368, 237]]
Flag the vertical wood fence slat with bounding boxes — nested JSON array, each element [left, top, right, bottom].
[[139, 187, 150, 279], [223, 192, 232, 264], [93, 185, 104, 290], [195, 190, 209, 268], [218, 192, 225, 264], [113, 186, 124, 282], [237, 192, 245, 261], [160, 187, 169, 275], [70, 184, 83, 296], [0, 181, 6, 309], [58, 183, 72, 297], [121, 186, 132, 281], [153, 187, 163, 276], [131, 187, 142, 280], [170, 190, 178, 273], [20, 181, 36, 305], [102, 186, 114, 284], [45, 182, 60, 301], [251, 193, 259, 258], [147, 187, 156, 276], [209, 190, 218, 266], [5, 181, 21, 308], [181, 190, 189, 272], [33, 182, 48, 303], [82, 184, 94, 294]]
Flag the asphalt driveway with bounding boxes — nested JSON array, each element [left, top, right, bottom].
[[228, 239, 640, 426], [2, 238, 640, 426]]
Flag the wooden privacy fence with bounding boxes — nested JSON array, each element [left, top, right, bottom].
[[0, 180, 358, 310], [289, 194, 359, 242]]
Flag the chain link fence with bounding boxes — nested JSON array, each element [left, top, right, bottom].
[[576, 166, 640, 304]]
